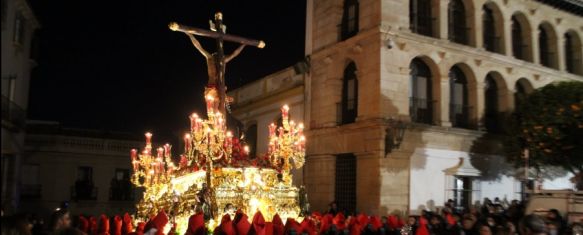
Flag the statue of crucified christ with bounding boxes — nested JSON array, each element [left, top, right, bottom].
[[169, 12, 265, 115]]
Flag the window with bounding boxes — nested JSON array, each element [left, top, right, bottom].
[[410, 0, 433, 36], [565, 31, 583, 75], [448, 0, 467, 45], [484, 75, 499, 133], [482, 3, 504, 54], [245, 124, 257, 158], [340, 62, 358, 124], [482, 6, 495, 52], [110, 169, 132, 201], [74, 166, 96, 200], [13, 12, 26, 45], [409, 58, 433, 124], [452, 176, 473, 211], [77, 166, 93, 182], [539, 26, 550, 68], [511, 16, 523, 60], [341, 0, 359, 40], [511, 14, 533, 62], [449, 66, 470, 128], [514, 78, 531, 111], [21, 164, 41, 199], [538, 23, 558, 69], [335, 153, 356, 214]]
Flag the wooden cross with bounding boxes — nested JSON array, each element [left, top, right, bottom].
[[169, 12, 265, 115]]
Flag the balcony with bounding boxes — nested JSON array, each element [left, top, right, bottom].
[[109, 180, 134, 201], [450, 104, 473, 129], [409, 98, 434, 125], [1, 95, 26, 130], [20, 184, 42, 200], [71, 183, 98, 201]]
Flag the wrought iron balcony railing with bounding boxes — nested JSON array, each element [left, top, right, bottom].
[[449, 104, 473, 129], [109, 182, 135, 201], [409, 97, 434, 125], [1, 95, 26, 129], [336, 102, 357, 125], [71, 184, 98, 201]]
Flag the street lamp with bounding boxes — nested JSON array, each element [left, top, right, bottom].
[[384, 119, 407, 157]]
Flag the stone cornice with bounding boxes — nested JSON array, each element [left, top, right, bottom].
[[382, 27, 583, 81]]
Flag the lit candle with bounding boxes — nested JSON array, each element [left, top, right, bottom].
[[157, 147, 164, 159], [189, 113, 198, 131], [244, 145, 250, 155], [164, 143, 171, 156], [206, 94, 214, 113], [298, 123, 304, 136], [184, 134, 191, 152], [145, 132, 152, 145], [269, 123, 276, 138], [167, 163, 174, 176], [130, 149, 139, 171], [195, 118, 202, 132], [281, 105, 289, 119]]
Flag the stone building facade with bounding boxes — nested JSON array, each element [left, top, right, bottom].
[[20, 121, 142, 217], [229, 64, 309, 186], [1, 0, 40, 212], [303, 0, 582, 215]]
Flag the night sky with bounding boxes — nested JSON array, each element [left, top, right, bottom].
[[27, 1, 306, 140]]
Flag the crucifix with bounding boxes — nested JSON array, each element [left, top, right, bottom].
[[169, 12, 264, 220], [169, 12, 265, 115]]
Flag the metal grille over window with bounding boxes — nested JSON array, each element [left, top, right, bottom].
[[453, 176, 473, 212], [335, 153, 356, 215]]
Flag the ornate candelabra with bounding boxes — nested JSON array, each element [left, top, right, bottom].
[[268, 105, 306, 173]]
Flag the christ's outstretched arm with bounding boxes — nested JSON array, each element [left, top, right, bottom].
[[187, 34, 212, 59], [225, 45, 246, 63]]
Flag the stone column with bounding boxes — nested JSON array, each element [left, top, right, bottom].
[[355, 152, 381, 215], [476, 81, 486, 130], [557, 37, 567, 72], [503, 11, 513, 57], [439, 76, 452, 127], [474, 6, 483, 49], [532, 25, 540, 65], [438, 0, 450, 40]]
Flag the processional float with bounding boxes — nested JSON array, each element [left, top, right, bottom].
[[129, 12, 307, 233]]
